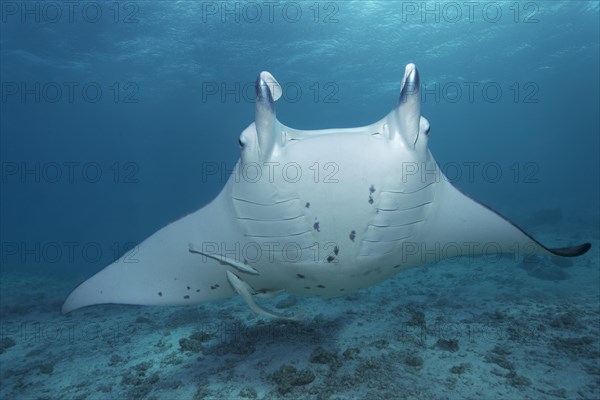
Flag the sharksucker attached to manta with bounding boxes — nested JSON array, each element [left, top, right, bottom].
[[62, 64, 591, 320]]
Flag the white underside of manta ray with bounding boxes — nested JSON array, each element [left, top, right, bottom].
[[62, 64, 591, 320]]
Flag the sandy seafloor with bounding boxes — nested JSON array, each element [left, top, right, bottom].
[[0, 218, 598, 400]]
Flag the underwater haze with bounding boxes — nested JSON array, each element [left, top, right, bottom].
[[1, 1, 599, 399]]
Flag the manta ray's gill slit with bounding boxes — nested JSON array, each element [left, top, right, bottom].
[[365, 227, 418, 242], [383, 181, 436, 195], [358, 245, 395, 257], [368, 220, 425, 228], [244, 230, 313, 239], [233, 197, 305, 222], [379, 194, 434, 211], [363, 236, 411, 244], [375, 209, 428, 227], [231, 197, 301, 206], [376, 201, 432, 212], [378, 186, 435, 214], [237, 217, 309, 230], [359, 217, 419, 254], [236, 215, 304, 222], [380, 186, 435, 198]]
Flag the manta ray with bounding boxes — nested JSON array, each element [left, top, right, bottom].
[[62, 64, 591, 319]]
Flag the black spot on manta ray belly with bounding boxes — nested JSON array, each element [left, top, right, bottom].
[[158, 292, 162, 296], [326, 255, 335, 263], [305, 202, 310, 208], [313, 220, 320, 232], [317, 284, 326, 288], [349, 230, 356, 241], [210, 284, 220, 290], [296, 274, 305, 279], [334, 246, 339, 256], [368, 184, 375, 204], [184, 295, 190, 299]]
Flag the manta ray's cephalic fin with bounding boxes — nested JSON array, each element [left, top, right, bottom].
[[255, 71, 282, 161], [390, 63, 422, 148], [226, 271, 304, 321]]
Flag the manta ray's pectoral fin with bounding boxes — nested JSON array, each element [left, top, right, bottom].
[[188, 243, 259, 275], [427, 179, 592, 259], [226, 271, 304, 321]]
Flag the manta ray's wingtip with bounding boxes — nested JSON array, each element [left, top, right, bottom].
[[61, 293, 79, 315], [547, 242, 592, 258]]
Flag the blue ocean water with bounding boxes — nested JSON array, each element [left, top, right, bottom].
[[1, 1, 598, 273], [0, 1, 599, 399]]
